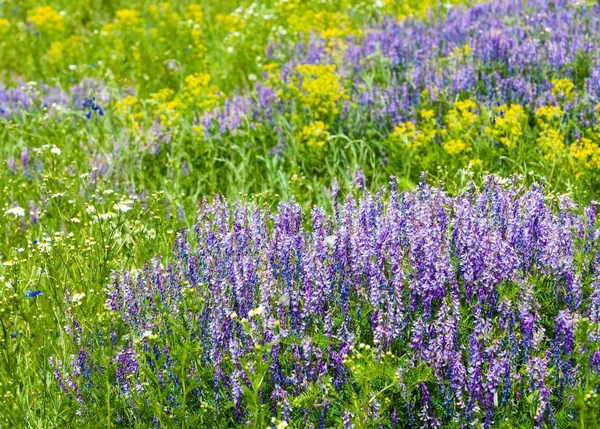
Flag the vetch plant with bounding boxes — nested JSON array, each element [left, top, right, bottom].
[[49, 176, 600, 427]]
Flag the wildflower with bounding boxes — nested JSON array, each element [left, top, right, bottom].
[[113, 202, 133, 213], [294, 64, 346, 117], [300, 121, 329, 147], [248, 306, 265, 317], [115, 9, 141, 26], [71, 292, 86, 306], [142, 330, 158, 341], [27, 6, 65, 33], [99, 212, 117, 220], [182, 73, 220, 111], [443, 139, 469, 156], [552, 78, 575, 99], [50, 146, 62, 155], [5, 206, 25, 217], [185, 4, 204, 24], [83, 97, 104, 119], [0, 18, 10, 36], [25, 290, 43, 298]]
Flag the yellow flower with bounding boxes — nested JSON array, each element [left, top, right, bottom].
[[570, 138, 600, 171], [150, 89, 186, 125], [288, 11, 352, 39], [215, 14, 240, 32], [469, 158, 483, 167], [489, 104, 526, 149], [537, 128, 565, 160], [27, 6, 65, 33], [115, 9, 142, 27], [392, 121, 427, 151], [392, 121, 417, 140], [48, 41, 64, 63], [420, 109, 435, 122], [552, 78, 575, 99], [114, 96, 145, 123], [443, 139, 470, 156], [453, 100, 477, 112], [186, 4, 204, 24], [294, 64, 346, 118], [536, 105, 563, 128], [445, 100, 478, 133], [182, 73, 220, 111], [114, 96, 139, 114], [300, 121, 329, 148], [0, 18, 10, 35], [448, 44, 471, 60], [152, 88, 176, 103]]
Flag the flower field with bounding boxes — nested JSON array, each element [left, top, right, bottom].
[[2, 0, 600, 427]]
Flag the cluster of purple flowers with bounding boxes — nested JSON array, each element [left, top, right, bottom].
[[53, 176, 600, 427], [0, 78, 109, 119], [202, 0, 600, 137]]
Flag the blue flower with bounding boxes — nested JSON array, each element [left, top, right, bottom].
[[25, 290, 43, 298], [83, 97, 104, 119]]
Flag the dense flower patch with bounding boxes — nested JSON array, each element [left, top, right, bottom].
[[3, 0, 600, 427], [52, 177, 600, 427], [4, 0, 600, 203]]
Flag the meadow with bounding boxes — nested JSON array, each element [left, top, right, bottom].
[[2, 0, 600, 427]]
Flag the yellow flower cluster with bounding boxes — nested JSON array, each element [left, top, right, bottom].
[[535, 105, 565, 160], [114, 96, 144, 124], [215, 14, 241, 32], [485, 104, 526, 149], [101, 9, 144, 35], [444, 139, 470, 156], [390, 0, 473, 20], [184, 5, 206, 56], [420, 109, 435, 122], [300, 121, 329, 147], [147, 3, 182, 33], [386, 94, 600, 177], [27, 6, 65, 33], [182, 73, 220, 111], [47, 36, 83, 65], [392, 121, 418, 140], [552, 78, 575, 100], [151, 88, 185, 126], [294, 64, 346, 118], [185, 4, 204, 24], [445, 100, 479, 129], [392, 121, 422, 150], [570, 138, 600, 175], [448, 43, 471, 62], [0, 18, 9, 35], [288, 10, 353, 39], [392, 114, 437, 158], [442, 100, 478, 156], [116, 9, 142, 26], [536, 105, 563, 124]]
